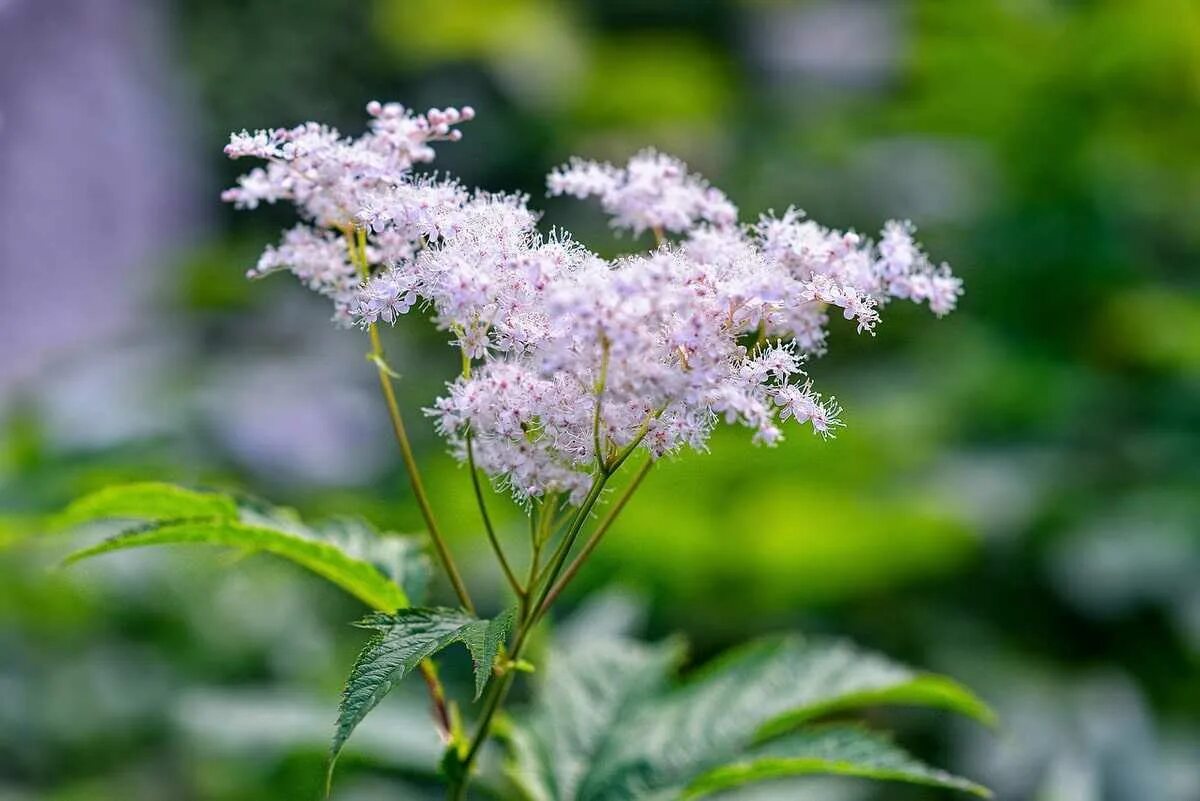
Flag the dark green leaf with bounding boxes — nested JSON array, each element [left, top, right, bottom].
[[580, 636, 991, 799], [331, 608, 475, 775], [330, 607, 513, 781], [461, 606, 516, 700], [683, 726, 990, 798], [509, 634, 990, 801]]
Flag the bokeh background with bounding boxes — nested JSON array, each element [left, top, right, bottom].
[[2, 0, 1198, 799]]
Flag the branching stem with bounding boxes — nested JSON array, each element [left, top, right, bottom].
[[346, 227, 474, 614], [540, 457, 653, 614], [340, 226, 465, 750], [466, 431, 523, 598], [448, 474, 610, 799]]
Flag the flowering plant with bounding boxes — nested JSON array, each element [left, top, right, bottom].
[[58, 102, 987, 800]]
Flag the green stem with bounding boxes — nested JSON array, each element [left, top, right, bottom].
[[446, 411, 658, 796], [466, 431, 523, 598], [592, 340, 610, 470], [448, 476, 610, 798], [529, 499, 552, 577], [338, 227, 458, 747], [347, 226, 475, 615], [533, 476, 608, 617], [368, 326, 475, 614], [539, 457, 653, 614]]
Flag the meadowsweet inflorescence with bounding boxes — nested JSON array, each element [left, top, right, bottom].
[[223, 102, 475, 323], [225, 102, 962, 503], [547, 149, 738, 236]]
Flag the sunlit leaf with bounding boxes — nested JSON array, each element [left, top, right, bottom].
[[52, 482, 238, 531], [683, 726, 990, 799], [509, 635, 991, 801], [57, 483, 425, 612], [63, 519, 410, 612]]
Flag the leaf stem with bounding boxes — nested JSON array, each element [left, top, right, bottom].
[[418, 660, 453, 738]]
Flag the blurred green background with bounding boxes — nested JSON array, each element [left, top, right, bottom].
[[1, 0, 1198, 799]]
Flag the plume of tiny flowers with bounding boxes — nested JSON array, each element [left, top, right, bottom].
[[248, 225, 360, 324], [547, 149, 738, 237], [223, 101, 476, 324], [223, 102, 474, 226], [225, 102, 961, 503]]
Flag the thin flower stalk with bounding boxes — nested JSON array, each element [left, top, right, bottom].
[[346, 229, 475, 615], [451, 473, 611, 798], [540, 456, 654, 614], [466, 430, 523, 598]]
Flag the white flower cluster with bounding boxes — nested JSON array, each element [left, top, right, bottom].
[[547, 149, 738, 236], [247, 225, 359, 323], [226, 102, 962, 503], [224, 102, 475, 322]]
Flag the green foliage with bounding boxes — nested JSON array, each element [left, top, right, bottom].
[[53, 482, 239, 530], [506, 635, 990, 801], [1098, 288, 1200, 374], [568, 35, 732, 129], [682, 726, 989, 799], [331, 607, 512, 774], [505, 638, 686, 800], [58, 483, 426, 612], [374, 0, 581, 70], [9, 2, 1197, 798], [460, 606, 516, 699]]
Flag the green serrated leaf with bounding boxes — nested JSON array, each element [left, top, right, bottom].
[[756, 672, 996, 740], [589, 636, 993, 798], [513, 635, 990, 801], [683, 725, 990, 798], [330, 608, 475, 778], [504, 637, 686, 801], [317, 517, 432, 605], [52, 482, 238, 531], [329, 607, 513, 785], [461, 607, 516, 700], [62, 519, 409, 612]]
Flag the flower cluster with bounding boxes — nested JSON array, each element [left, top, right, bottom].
[[224, 103, 475, 321], [226, 102, 962, 503], [547, 149, 738, 236], [246, 225, 360, 323]]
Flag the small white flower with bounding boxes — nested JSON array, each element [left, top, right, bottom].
[[355, 270, 418, 324]]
